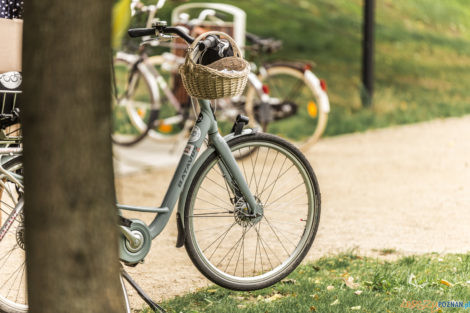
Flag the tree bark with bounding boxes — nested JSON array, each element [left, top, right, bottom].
[[22, 1, 124, 312]]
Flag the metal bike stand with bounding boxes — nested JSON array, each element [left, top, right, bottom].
[[121, 269, 167, 313]]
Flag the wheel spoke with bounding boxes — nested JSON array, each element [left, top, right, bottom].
[[195, 196, 232, 213], [262, 216, 290, 256], [15, 264, 26, 302], [260, 150, 280, 195], [199, 186, 232, 209], [0, 157, 25, 307], [201, 221, 236, 256], [266, 181, 306, 206], [255, 147, 270, 195], [217, 224, 254, 270]]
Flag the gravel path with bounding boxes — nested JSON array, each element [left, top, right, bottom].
[[116, 115, 470, 309]]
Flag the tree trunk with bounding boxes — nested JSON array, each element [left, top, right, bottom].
[[21, 0, 124, 312]]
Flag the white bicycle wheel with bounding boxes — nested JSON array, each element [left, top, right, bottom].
[[113, 54, 192, 146], [245, 65, 329, 151], [112, 57, 158, 146]]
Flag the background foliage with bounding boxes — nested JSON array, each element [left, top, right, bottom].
[[118, 0, 470, 136]]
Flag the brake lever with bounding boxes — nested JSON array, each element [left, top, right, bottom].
[[140, 38, 160, 47], [158, 34, 178, 41], [139, 33, 177, 47]]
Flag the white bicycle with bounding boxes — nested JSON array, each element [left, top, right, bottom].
[[111, 0, 330, 151]]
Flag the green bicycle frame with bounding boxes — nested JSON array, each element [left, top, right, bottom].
[[118, 99, 261, 241]]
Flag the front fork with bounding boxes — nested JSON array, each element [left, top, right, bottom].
[[120, 100, 262, 259], [209, 115, 263, 217]]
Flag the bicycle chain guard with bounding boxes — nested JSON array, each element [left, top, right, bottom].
[[119, 219, 152, 265]]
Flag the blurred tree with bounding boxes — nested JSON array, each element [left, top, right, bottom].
[[21, 0, 125, 312]]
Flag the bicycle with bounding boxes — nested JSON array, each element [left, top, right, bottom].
[[0, 152, 24, 313], [0, 71, 25, 313], [1, 26, 321, 313], [112, 0, 330, 151], [111, 0, 252, 147], [0, 74, 135, 313], [116, 24, 321, 293], [241, 33, 330, 151], [173, 2, 330, 151]]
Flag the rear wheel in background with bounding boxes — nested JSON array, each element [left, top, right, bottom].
[[112, 56, 192, 147], [184, 133, 321, 290], [245, 65, 329, 151], [111, 58, 158, 146]]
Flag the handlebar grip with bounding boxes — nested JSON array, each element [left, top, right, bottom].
[[128, 28, 155, 38], [198, 35, 218, 50]]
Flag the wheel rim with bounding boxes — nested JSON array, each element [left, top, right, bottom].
[[245, 67, 327, 147], [0, 161, 27, 311], [187, 139, 317, 284], [112, 58, 191, 144], [112, 59, 157, 144]]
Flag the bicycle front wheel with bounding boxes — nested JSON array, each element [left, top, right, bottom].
[[0, 156, 26, 313], [184, 132, 320, 290], [245, 65, 329, 151]]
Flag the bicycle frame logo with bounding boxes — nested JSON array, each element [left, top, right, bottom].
[[189, 126, 201, 142], [178, 148, 197, 188]]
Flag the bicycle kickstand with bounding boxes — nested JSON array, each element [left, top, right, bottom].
[[121, 269, 167, 313]]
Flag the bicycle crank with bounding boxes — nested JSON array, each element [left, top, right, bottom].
[[119, 219, 152, 265]]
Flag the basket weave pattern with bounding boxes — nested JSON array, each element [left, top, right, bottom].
[[179, 31, 250, 100]]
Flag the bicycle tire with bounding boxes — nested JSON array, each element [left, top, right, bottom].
[[245, 65, 329, 151], [184, 132, 320, 290], [0, 156, 25, 313], [143, 56, 193, 144], [112, 57, 158, 146], [112, 55, 193, 147], [0, 156, 131, 313]]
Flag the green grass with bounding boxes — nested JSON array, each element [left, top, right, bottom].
[[140, 252, 470, 313], [127, 0, 470, 138]]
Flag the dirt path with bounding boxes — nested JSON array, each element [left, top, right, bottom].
[[116, 115, 470, 309]]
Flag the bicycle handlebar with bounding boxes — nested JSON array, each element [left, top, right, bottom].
[[128, 25, 195, 44], [198, 35, 218, 50], [128, 28, 156, 38], [127, 25, 230, 63]]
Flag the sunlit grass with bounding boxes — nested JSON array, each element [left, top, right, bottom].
[[140, 252, 470, 313]]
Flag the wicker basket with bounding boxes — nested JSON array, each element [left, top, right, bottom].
[[179, 31, 250, 100]]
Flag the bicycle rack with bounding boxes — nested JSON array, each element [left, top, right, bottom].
[[171, 2, 246, 57]]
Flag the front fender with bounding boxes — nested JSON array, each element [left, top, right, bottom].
[[175, 128, 257, 247]]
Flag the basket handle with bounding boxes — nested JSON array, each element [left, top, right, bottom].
[[186, 31, 243, 67]]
